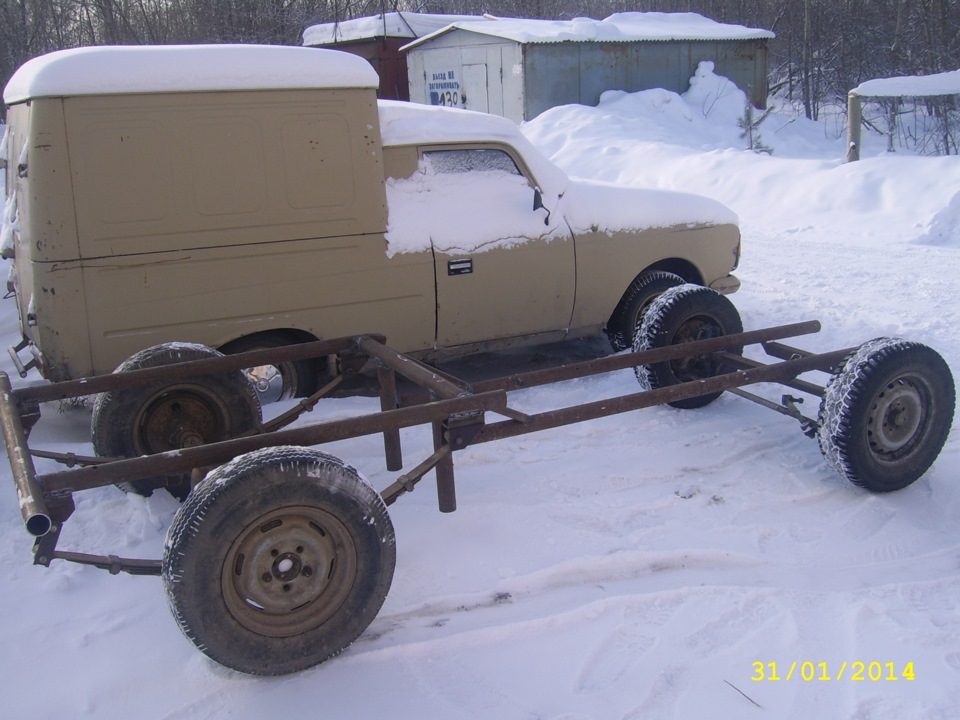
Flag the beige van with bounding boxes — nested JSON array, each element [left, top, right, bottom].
[[2, 44, 740, 404]]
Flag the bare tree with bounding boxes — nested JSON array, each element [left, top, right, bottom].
[[4, 0, 960, 124]]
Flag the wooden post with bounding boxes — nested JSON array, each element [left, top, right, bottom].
[[847, 91, 862, 162], [887, 98, 899, 153]]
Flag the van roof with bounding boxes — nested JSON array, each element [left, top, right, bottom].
[[4, 45, 379, 104]]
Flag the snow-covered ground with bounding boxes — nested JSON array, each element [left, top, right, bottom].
[[2, 65, 958, 719]]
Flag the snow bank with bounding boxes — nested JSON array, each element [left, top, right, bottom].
[[523, 63, 960, 238], [916, 191, 960, 246]]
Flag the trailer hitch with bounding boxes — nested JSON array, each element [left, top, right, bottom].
[[727, 387, 820, 438], [782, 395, 819, 438]]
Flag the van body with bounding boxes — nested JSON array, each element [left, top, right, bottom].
[[2, 45, 740, 384]]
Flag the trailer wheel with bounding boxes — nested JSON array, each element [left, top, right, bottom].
[[633, 284, 743, 409], [817, 338, 955, 492], [607, 271, 686, 351], [220, 333, 320, 405], [162, 446, 396, 676], [91, 343, 261, 499]]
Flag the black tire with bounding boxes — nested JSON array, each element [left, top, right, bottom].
[[817, 338, 955, 492], [91, 344, 261, 499], [607, 271, 686, 351], [633, 284, 743, 409], [162, 446, 396, 676], [220, 333, 320, 404]]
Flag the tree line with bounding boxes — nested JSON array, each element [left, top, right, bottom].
[[2, 0, 959, 122]]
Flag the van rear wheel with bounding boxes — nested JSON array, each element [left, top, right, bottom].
[[91, 343, 262, 499]]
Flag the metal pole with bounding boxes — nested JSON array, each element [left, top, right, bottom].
[[378, 366, 403, 471], [39, 390, 508, 495], [0, 372, 51, 536], [847, 91, 862, 162], [357, 337, 471, 399], [471, 348, 854, 446], [433, 421, 457, 513]]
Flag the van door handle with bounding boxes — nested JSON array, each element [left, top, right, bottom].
[[448, 259, 473, 276]]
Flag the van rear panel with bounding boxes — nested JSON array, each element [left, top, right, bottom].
[[64, 88, 387, 259]]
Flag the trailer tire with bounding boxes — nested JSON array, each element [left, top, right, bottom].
[[220, 333, 320, 404], [607, 271, 686, 351], [162, 446, 396, 676], [91, 343, 261, 499], [817, 338, 954, 492], [633, 284, 743, 409]]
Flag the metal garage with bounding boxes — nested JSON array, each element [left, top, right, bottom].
[[403, 13, 774, 122], [303, 12, 484, 100]]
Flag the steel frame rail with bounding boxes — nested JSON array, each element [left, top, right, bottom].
[[0, 321, 844, 575]]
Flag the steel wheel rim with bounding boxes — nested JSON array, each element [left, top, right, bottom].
[[135, 385, 230, 454], [221, 506, 357, 637], [669, 315, 724, 380], [867, 375, 928, 462]]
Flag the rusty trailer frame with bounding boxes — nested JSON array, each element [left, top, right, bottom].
[[0, 319, 854, 577]]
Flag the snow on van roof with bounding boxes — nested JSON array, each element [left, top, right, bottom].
[[852, 69, 960, 97], [403, 12, 774, 50], [303, 12, 484, 45], [3, 45, 379, 104]]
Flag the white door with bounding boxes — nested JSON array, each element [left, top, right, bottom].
[[462, 63, 489, 113]]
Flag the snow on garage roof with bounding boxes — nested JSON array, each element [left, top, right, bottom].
[[403, 12, 774, 50], [303, 11, 485, 45], [852, 69, 960, 97], [4, 45, 379, 104]]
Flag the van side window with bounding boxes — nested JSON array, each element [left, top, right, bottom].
[[422, 149, 521, 176]]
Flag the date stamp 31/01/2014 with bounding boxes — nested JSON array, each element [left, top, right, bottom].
[[751, 661, 916, 682]]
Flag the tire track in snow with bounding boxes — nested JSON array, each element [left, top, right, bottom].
[[344, 538, 959, 669]]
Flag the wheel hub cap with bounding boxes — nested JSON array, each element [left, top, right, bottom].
[[869, 379, 924, 456]]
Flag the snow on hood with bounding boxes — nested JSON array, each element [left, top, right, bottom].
[[379, 100, 568, 200], [561, 178, 738, 235], [4, 45, 378, 104], [384, 161, 736, 258]]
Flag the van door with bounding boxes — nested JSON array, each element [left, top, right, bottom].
[[420, 146, 575, 347]]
